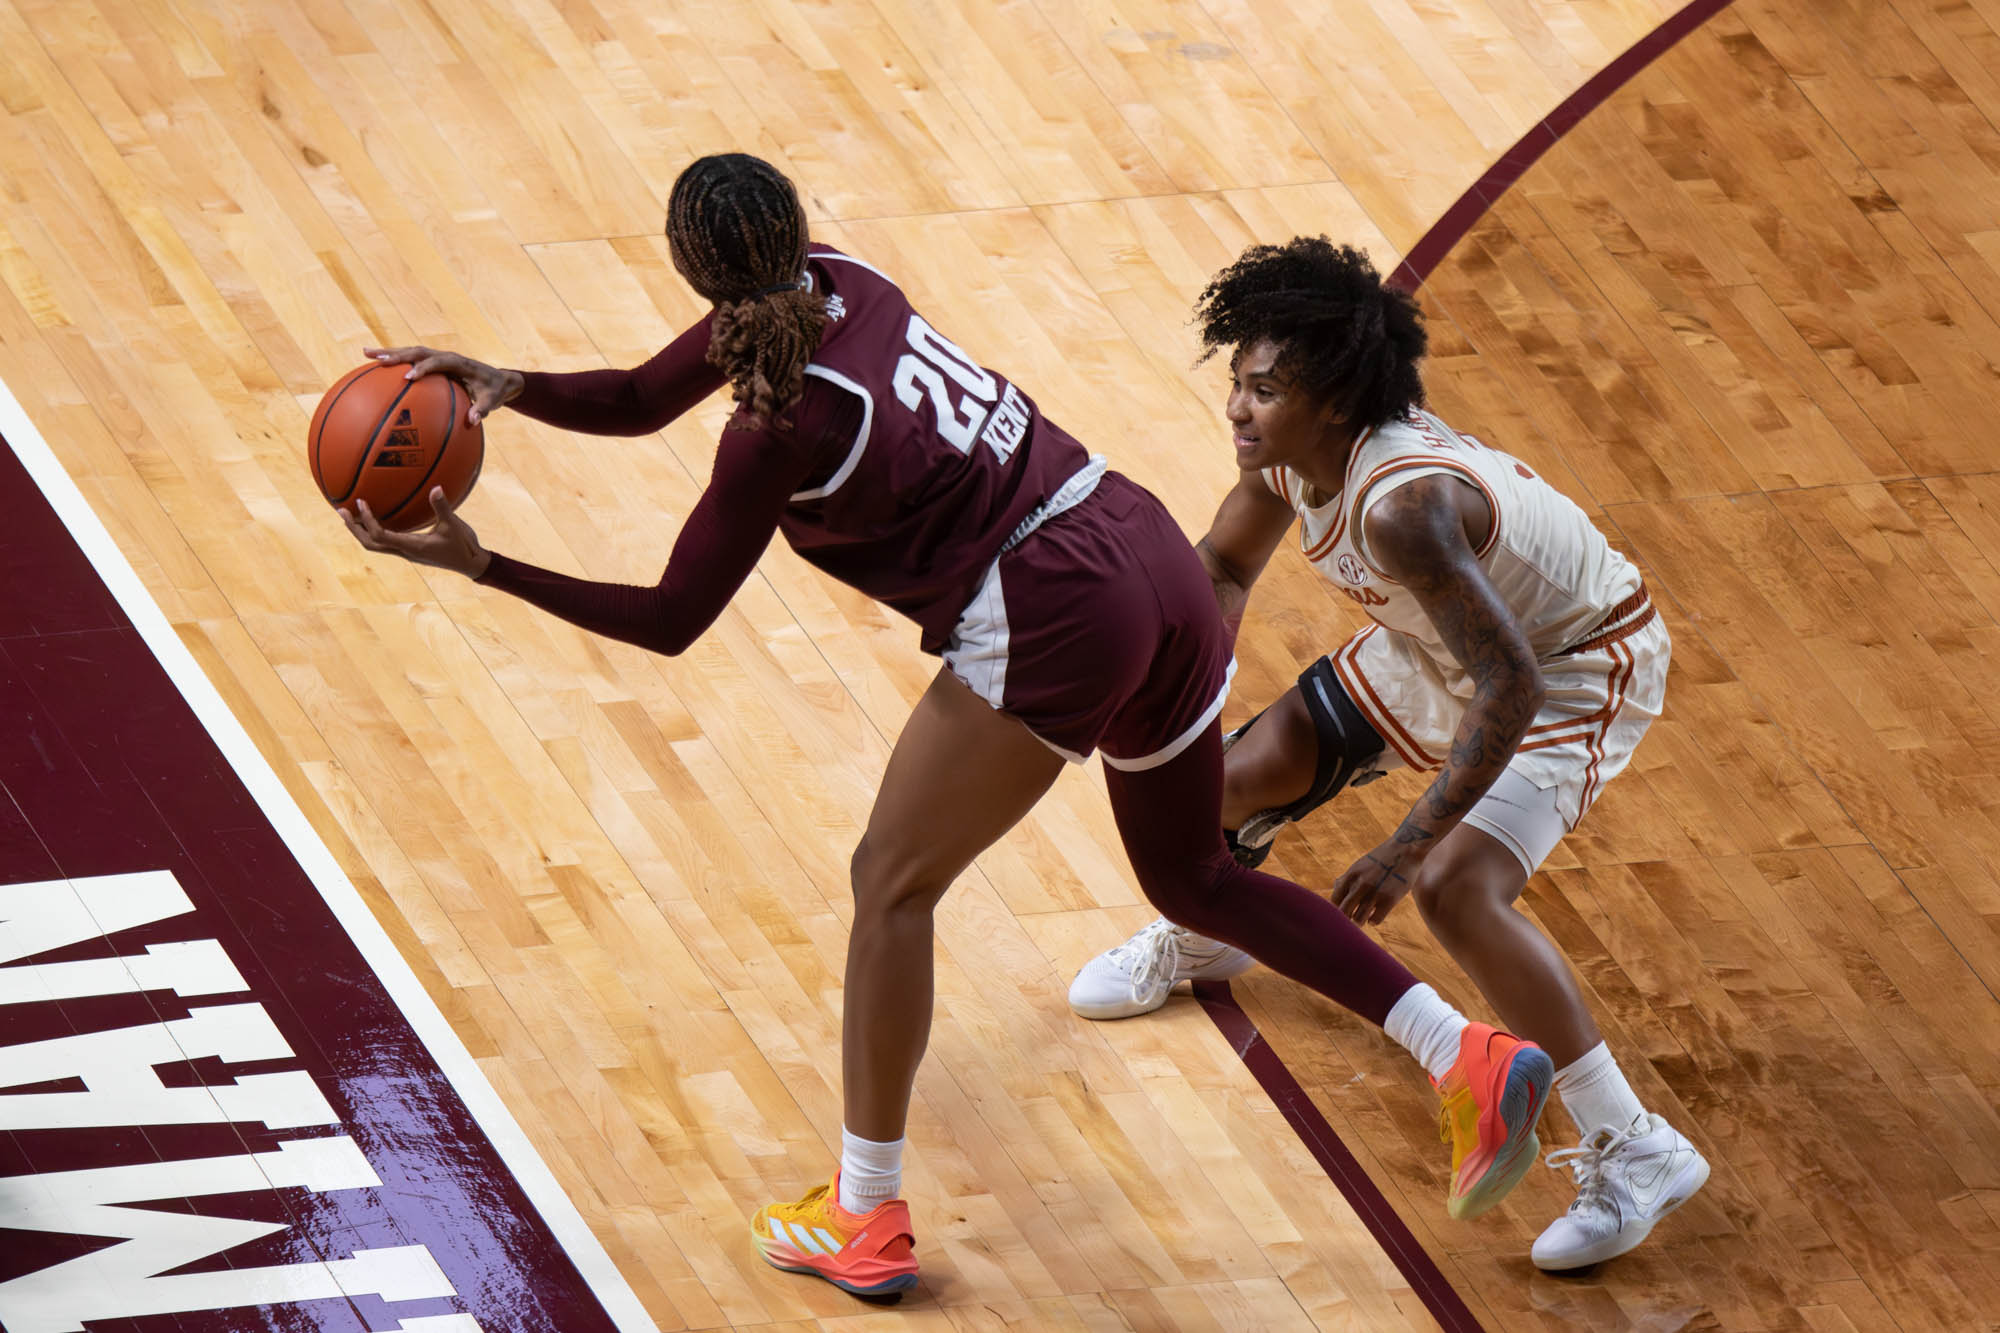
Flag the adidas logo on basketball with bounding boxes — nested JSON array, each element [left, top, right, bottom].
[[376, 427, 425, 467]]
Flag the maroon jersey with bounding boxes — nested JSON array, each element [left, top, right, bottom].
[[488, 244, 1092, 655], [779, 247, 1090, 649]]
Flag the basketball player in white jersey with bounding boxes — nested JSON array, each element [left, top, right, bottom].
[[1069, 238, 1708, 1269]]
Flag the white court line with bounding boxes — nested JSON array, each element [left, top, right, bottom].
[[0, 377, 659, 1333]]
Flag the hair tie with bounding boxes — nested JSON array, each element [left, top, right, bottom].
[[752, 278, 803, 298]]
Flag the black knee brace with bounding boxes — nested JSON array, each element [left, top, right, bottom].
[[1225, 657, 1388, 868]]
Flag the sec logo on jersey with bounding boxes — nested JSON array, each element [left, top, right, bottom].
[[1336, 553, 1370, 585]]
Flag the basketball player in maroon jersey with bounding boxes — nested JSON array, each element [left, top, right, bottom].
[[343, 153, 1552, 1298]]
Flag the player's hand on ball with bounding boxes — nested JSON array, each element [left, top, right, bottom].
[[364, 345, 523, 426], [343, 487, 492, 580]]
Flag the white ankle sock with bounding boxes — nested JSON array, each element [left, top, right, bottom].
[[1555, 1041, 1646, 1135], [838, 1127, 904, 1213], [1384, 982, 1469, 1082]]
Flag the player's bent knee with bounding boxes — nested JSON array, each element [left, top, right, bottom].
[[849, 835, 952, 917], [1232, 659, 1389, 856], [1272, 690, 1321, 757], [1222, 690, 1318, 810], [1133, 848, 1242, 934], [1410, 849, 1520, 939], [1410, 866, 1463, 933]]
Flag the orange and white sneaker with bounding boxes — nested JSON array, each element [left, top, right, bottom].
[[750, 1172, 920, 1297], [1436, 1022, 1554, 1220]]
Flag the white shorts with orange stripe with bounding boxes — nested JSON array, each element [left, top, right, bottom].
[[1329, 614, 1670, 872]]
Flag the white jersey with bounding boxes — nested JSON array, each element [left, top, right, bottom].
[[1262, 409, 1642, 667], [1263, 410, 1666, 843]]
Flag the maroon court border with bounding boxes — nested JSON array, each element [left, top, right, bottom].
[[1194, 3, 1734, 1329], [0, 430, 629, 1330]]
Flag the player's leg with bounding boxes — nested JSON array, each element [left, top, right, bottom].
[[1415, 619, 1707, 1266], [751, 666, 1064, 1296], [1100, 725, 1553, 1220], [1218, 685, 1318, 827], [843, 669, 1066, 1137], [1070, 658, 1388, 1019], [1406, 812, 1598, 1065], [1410, 798, 1706, 1267], [844, 668, 1064, 1138], [1065, 690, 1316, 1019]]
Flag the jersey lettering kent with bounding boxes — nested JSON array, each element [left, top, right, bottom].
[[891, 314, 1030, 463], [771, 246, 1093, 654]]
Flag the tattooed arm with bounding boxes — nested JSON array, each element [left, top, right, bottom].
[[1332, 473, 1544, 924], [1196, 470, 1298, 645]]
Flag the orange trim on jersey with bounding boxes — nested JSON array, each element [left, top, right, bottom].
[[1334, 626, 1438, 770], [1510, 639, 1636, 819], [1516, 730, 1599, 752], [1341, 613, 1644, 799], [1345, 457, 1502, 582], [1304, 518, 1344, 562], [1560, 594, 1654, 656], [1519, 588, 1653, 744], [1579, 642, 1637, 814], [1520, 702, 1614, 744], [1298, 425, 1378, 562], [1263, 466, 1290, 506]]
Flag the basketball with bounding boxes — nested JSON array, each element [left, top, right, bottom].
[[308, 362, 484, 532]]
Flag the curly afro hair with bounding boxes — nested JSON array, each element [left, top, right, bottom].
[[1192, 237, 1426, 429]]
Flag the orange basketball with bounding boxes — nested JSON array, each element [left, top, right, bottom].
[[308, 362, 484, 532]]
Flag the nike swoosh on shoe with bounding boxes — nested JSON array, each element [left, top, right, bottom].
[[1627, 1151, 1686, 1210]]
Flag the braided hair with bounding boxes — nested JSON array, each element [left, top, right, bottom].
[[1192, 237, 1426, 430], [666, 153, 829, 428]]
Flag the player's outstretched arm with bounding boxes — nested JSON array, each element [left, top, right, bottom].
[[1333, 474, 1544, 925], [1196, 471, 1296, 644], [505, 319, 728, 438], [368, 317, 730, 439], [469, 422, 812, 657], [340, 418, 813, 657]]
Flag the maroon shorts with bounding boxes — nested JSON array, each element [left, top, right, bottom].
[[942, 471, 1235, 768]]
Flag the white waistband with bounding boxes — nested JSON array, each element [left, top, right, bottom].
[[997, 454, 1108, 556]]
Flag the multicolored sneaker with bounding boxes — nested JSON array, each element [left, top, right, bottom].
[[750, 1172, 920, 1297], [1436, 1022, 1554, 1220]]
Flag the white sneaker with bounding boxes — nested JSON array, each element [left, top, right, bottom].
[[1532, 1113, 1709, 1270], [1067, 918, 1254, 1020]]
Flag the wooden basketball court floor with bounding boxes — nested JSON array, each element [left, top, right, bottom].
[[1, 0, 1997, 1327]]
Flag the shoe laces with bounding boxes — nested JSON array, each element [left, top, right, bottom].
[[1545, 1121, 1640, 1218], [1435, 1080, 1479, 1163], [1109, 918, 1187, 1001], [765, 1180, 836, 1227]]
